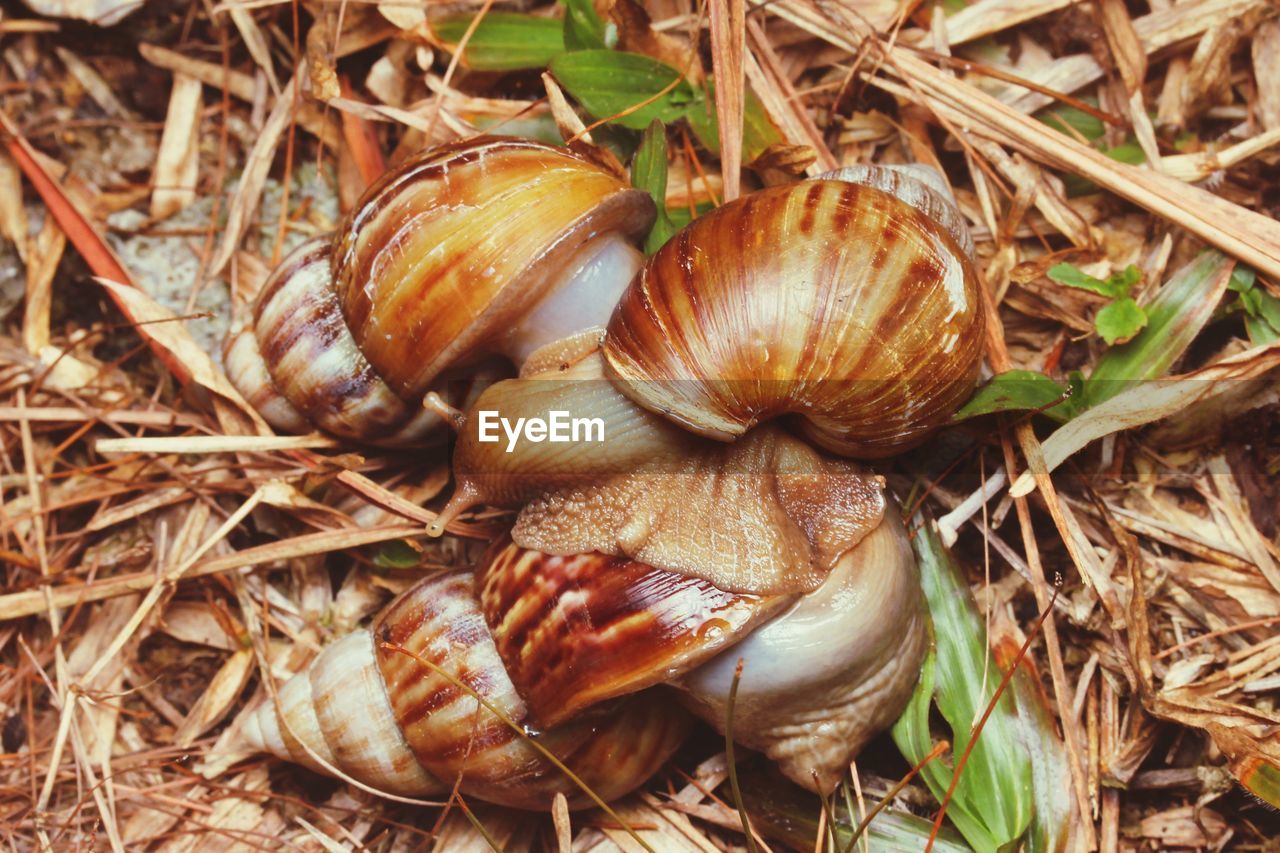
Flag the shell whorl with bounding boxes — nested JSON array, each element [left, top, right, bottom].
[[243, 509, 923, 804], [819, 164, 976, 260], [478, 506, 926, 796], [475, 540, 788, 727], [224, 135, 655, 445], [245, 570, 690, 810], [331, 135, 655, 400], [677, 506, 927, 793], [241, 627, 445, 796], [603, 177, 985, 458], [224, 237, 445, 445]]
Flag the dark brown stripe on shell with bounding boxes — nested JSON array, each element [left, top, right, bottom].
[[476, 540, 780, 728], [799, 182, 825, 234]]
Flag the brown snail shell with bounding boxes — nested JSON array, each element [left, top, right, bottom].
[[426, 161, 977, 590], [239, 506, 922, 803], [223, 238, 447, 445], [476, 538, 788, 727], [243, 570, 690, 810], [603, 176, 984, 458], [240, 625, 444, 796], [331, 135, 654, 399], [224, 136, 654, 444]]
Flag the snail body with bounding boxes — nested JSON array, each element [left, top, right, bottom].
[[227, 135, 983, 459], [239, 499, 923, 807]]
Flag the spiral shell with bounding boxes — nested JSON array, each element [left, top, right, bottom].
[[678, 506, 926, 792], [603, 177, 984, 458], [225, 136, 654, 443], [476, 540, 787, 727], [244, 571, 690, 810], [241, 503, 923, 804], [224, 238, 446, 444], [332, 136, 654, 400]]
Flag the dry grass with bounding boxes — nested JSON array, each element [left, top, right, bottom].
[[1, 0, 1279, 850]]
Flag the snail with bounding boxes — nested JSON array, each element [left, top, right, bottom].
[[238, 502, 923, 808], [223, 136, 655, 445], [229, 135, 984, 807], [424, 159, 982, 595]]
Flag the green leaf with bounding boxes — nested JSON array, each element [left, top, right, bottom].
[[631, 121, 680, 254], [431, 13, 565, 71], [1047, 262, 1114, 297], [1221, 264, 1280, 345], [1235, 758, 1280, 810], [667, 200, 715, 231], [1038, 104, 1106, 142], [372, 539, 422, 569], [953, 370, 1073, 424], [1102, 140, 1147, 166], [550, 50, 693, 130], [1256, 290, 1280, 334], [1047, 262, 1138, 299], [893, 520, 1036, 852], [560, 0, 609, 50], [684, 78, 785, 163], [1006, 657, 1073, 853], [1094, 297, 1147, 345], [1245, 309, 1280, 345], [1062, 139, 1146, 195], [1106, 264, 1141, 295], [1086, 251, 1236, 407], [1227, 265, 1257, 293]]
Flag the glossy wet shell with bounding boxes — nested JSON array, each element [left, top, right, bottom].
[[476, 540, 785, 728], [240, 627, 445, 797], [332, 136, 655, 399], [603, 179, 984, 458], [231, 237, 442, 444], [678, 508, 927, 793], [371, 571, 691, 810]]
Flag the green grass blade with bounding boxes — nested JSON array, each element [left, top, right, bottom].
[[994, 622, 1074, 852]]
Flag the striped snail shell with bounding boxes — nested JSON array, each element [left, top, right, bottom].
[[602, 165, 984, 458], [238, 501, 922, 805], [224, 136, 654, 445], [240, 571, 691, 809]]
